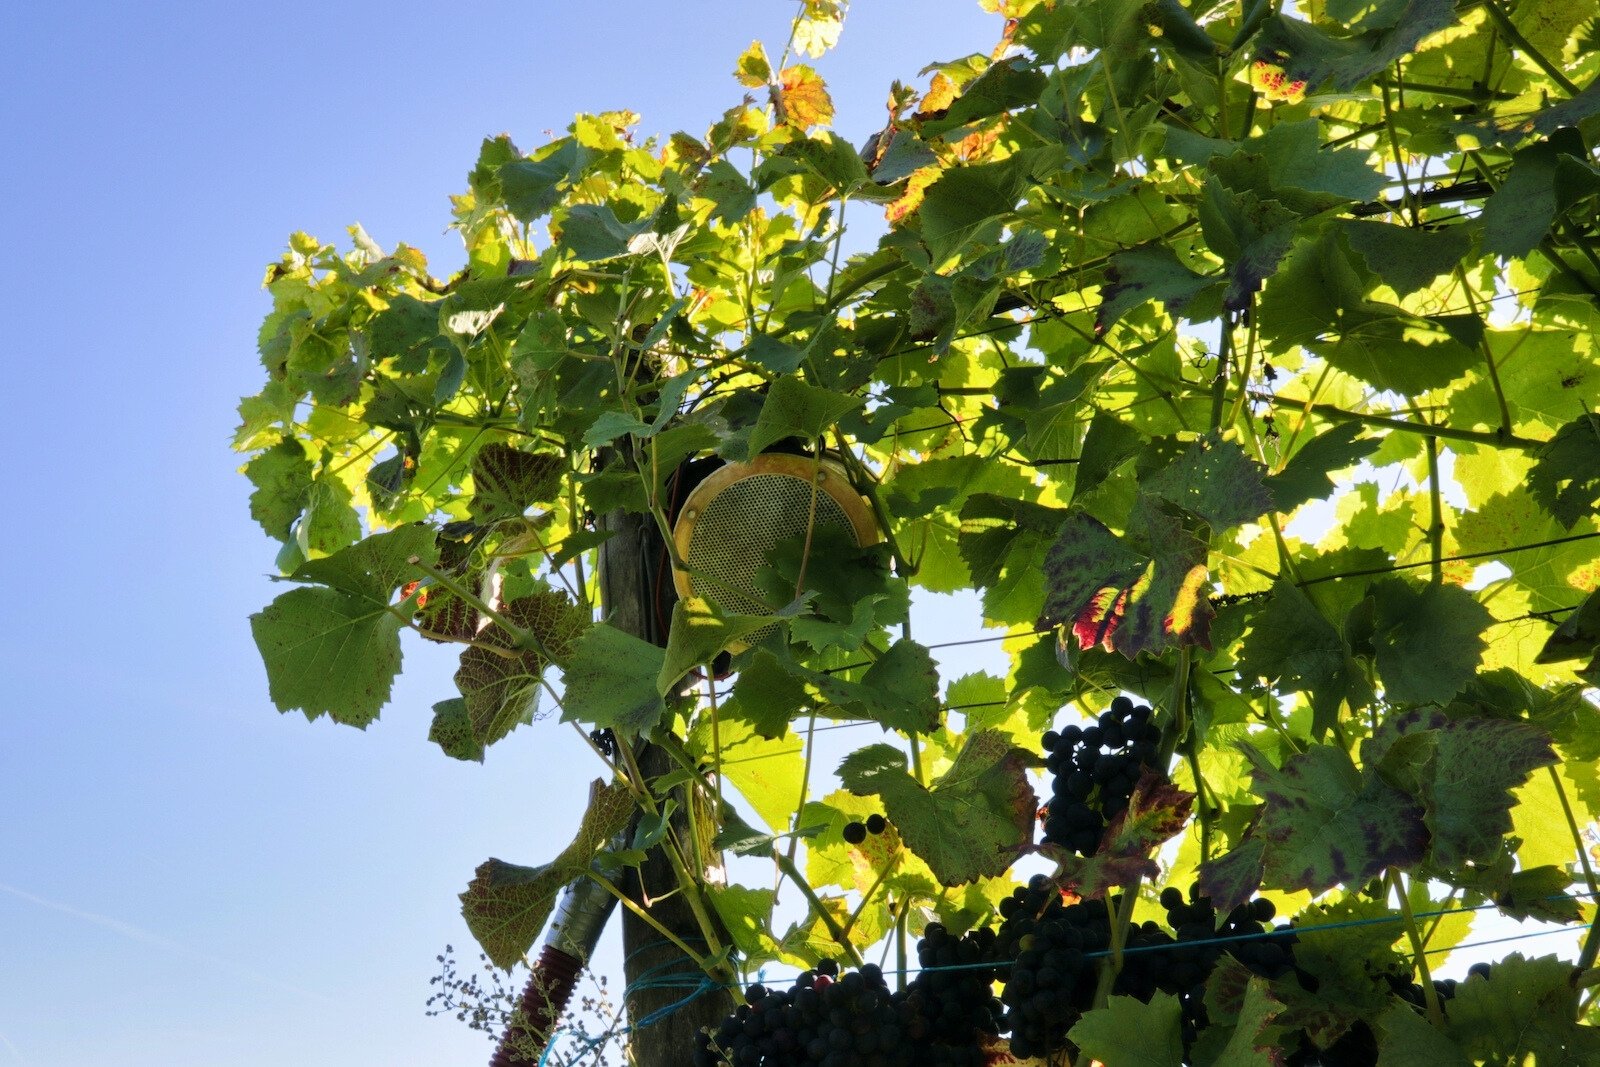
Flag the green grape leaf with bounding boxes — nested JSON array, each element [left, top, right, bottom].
[[700, 159, 757, 223], [1376, 1000, 1472, 1067], [289, 522, 439, 602], [1096, 245, 1221, 335], [796, 638, 942, 732], [454, 588, 589, 748], [747, 376, 863, 457], [1067, 992, 1185, 1067], [460, 779, 635, 969], [868, 129, 936, 185], [1246, 742, 1426, 895], [300, 471, 362, 557], [659, 596, 779, 695], [497, 138, 592, 223], [706, 885, 778, 960], [468, 444, 563, 523], [857, 638, 941, 733], [1050, 772, 1195, 899], [561, 623, 668, 741], [1266, 423, 1381, 514], [244, 438, 314, 541], [1236, 580, 1371, 738], [916, 152, 1035, 260], [1143, 435, 1273, 529], [1537, 588, 1600, 685], [1528, 412, 1600, 529], [918, 57, 1047, 136], [1254, 0, 1458, 92], [730, 649, 810, 739], [1273, 895, 1408, 1047], [839, 730, 1036, 886], [428, 697, 484, 762], [251, 587, 404, 728], [250, 525, 441, 727], [1196, 177, 1299, 313], [1482, 140, 1562, 259], [367, 293, 444, 369], [1421, 717, 1557, 867], [1370, 579, 1492, 705], [1196, 974, 1289, 1067], [1341, 220, 1472, 298], [757, 528, 909, 648], [1444, 954, 1600, 1065], [557, 203, 651, 261], [1224, 119, 1388, 211]]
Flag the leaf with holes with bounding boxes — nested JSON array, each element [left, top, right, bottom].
[[468, 444, 563, 523], [460, 780, 635, 968], [454, 588, 589, 748]]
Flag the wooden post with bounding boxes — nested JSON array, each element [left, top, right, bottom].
[[600, 505, 734, 1066]]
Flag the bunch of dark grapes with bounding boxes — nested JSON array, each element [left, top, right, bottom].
[[1041, 696, 1163, 856], [695, 961, 912, 1067], [899, 924, 1001, 1065], [589, 728, 617, 759], [993, 875, 1177, 1060], [1158, 884, 1298, 1045]]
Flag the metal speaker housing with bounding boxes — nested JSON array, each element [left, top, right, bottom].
[[671, 453, 879, 646]]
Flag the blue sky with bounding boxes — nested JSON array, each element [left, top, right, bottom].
[[0, 3, 1000, 1064]]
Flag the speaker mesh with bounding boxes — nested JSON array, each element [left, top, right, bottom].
[[673, 455, 878, 647], [685, 474, 855, 616]]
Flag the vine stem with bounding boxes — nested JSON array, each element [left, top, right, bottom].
[[1480, 0, 1582, 95], [1552, 768, 1600, 976], [586, 868, 717, 976], [775, 851, 866, 967], [842, 846, 903, 940], [1389, 868, 1445, 1028], [1424, 431, 1444, 585], [1095, 646, 1193, 1007], [1245, 393, 1542, 450]]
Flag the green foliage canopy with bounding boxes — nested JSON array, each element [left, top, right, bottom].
[[236, 0, 1600, 1059]]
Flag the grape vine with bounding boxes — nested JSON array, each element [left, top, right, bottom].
[[233, 0, 1600, 1063]]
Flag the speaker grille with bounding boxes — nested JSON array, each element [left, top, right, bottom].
[[672, 455, 878, 647]]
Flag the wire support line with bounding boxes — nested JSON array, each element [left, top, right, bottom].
[[740, 890, 1600, 984]]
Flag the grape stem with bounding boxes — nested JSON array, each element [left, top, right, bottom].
[[1094, 647, 1194, 1009], [1389, 868, 1445, 1028]]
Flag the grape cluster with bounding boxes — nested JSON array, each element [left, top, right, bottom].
[[842, 814, 889, 845], [1041, 696, 1163, 856], [899, 924, 1001, 1065], [696, 925, 1004, 1067], [695, 961, 912, 1067], [993, 875, 1177, 1060], [1158, 884, 1299, 1045]]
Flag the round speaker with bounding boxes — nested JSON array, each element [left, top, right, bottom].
[[671, 453, 879, 646]]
